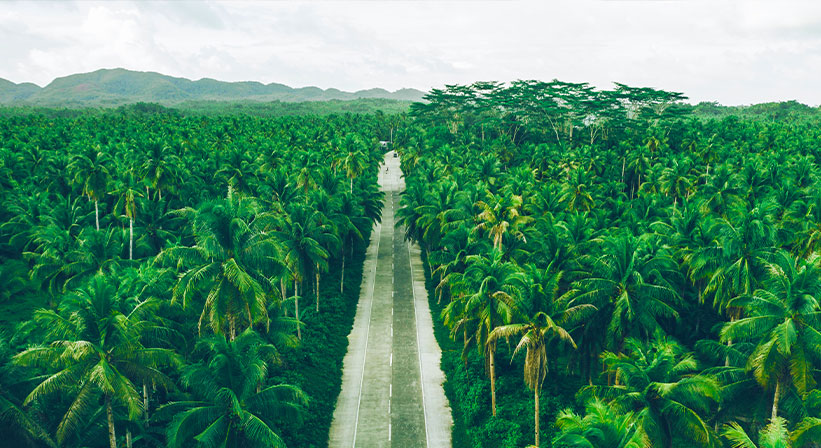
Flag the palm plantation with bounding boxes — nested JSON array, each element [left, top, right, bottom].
[[3, 78, 821, 448], [0, 109, 386, 447], [14, 275, 179, 448], [397, 83, 821, 447], [160, 330, 306, 448]]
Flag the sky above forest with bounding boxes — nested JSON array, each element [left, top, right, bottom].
[[2, 1, 821, 106]]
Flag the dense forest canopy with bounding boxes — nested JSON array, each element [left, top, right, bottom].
[[0, 109, 396, 447], [399, 80, 821, 447], [2, 75, 821, 448]]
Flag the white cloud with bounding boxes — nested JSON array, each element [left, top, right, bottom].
[[1, 0, 821, 105]]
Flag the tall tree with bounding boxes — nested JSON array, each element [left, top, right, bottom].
[[160, 330, 306, 448], [166, 193, 280, 340], [574, 234, 681, 353], [489, 267, 594, 446], [68, 144, 112, 231], [720, 250, 821, 420], [585, 337, 721, 448], [112, 170, 144, 261], [15, 275, 178, 448], [444, 249, 524, 417]]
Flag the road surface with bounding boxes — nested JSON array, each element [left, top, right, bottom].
[[329, 150, 452, 448]]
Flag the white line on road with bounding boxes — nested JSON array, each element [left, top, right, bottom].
[[408, 240, 430, 448], [390, 352, 393, 366], [351, 193, 383, 448]]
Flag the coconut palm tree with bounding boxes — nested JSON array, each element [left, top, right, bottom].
[[165, 193, 281, 340], [68, 144, 112, 231], [341, 148, 368, 193], [14, 274, 178, 448], [473, 191, 531, 252], [699, 164, 744, 218], [489, 267, 594, 446], [792, 390, 821, 447], [216, 146, 259, 197], [139, 139, 180, 202], [552, 398, 636, 448], [306, 189, 343, 308], [444, 249, 525, 417], [60, 226, 126, 290], [414, 180, 464, 252], [335, 192, 368, 293], [112, 170, 144, 261], [720, 250, 821, 420], [584, 337, 721, 448], [705, 202, 777, 314], [396, 182, 428, 244], [0, 336, 56, 448], [160, 330, 306, 448], [722, 417, 791, 448], [658, 157, 694, 210], [274, 204, 331, 336], [559, 167, 596, 213], [573, 234, 681, 353]]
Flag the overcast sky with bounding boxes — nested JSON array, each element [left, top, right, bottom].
[[2, 1, 821, 105]]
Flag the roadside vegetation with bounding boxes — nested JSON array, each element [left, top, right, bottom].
[[3, 78, 821, 448], [398, 81, 821, 447], [0, 109, 394, 447]]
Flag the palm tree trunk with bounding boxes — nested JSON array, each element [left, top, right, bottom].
[[106, 394, 117, 448], [534, 388, 540, 447], [129, 217, 133, 260], [340, 252, 345, 294], [95, 200, 100, 231], [726, 313, 736, 367], [316, 262, 320, 312], [490, 347, 497, 417], [725, 337, 732, 367], [228, 315, 237, 341], [126, 429, 132, 448], [772, 379, 781, 420], [281, 278, 288, 316], [294, 279, 301, 340], [350, 177, 353, 194], [143, 382, 149, 424]]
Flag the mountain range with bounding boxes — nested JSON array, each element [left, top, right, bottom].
[[0, 68, 427, 107]]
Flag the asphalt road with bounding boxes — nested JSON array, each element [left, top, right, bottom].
[[329, 151, 452, 448]]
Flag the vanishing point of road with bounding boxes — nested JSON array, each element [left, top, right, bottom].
[[329, 151, 453, 448]]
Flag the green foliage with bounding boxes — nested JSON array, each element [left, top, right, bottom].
[[0, 106, 394, 447], [400, 79, 821, 447]]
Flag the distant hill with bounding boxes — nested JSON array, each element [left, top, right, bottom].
[[0, 68, 427, 107]]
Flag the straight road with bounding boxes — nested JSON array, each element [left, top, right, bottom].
[[329, 151, 452, 448]]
